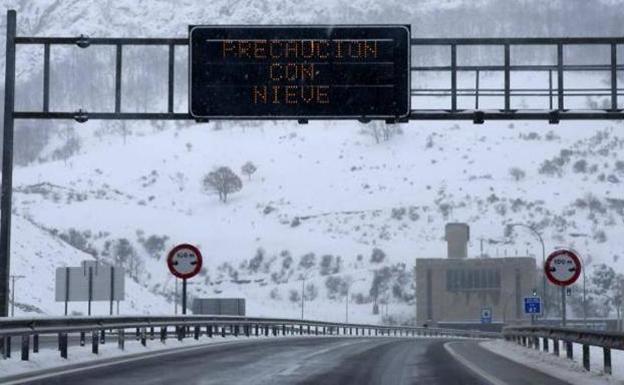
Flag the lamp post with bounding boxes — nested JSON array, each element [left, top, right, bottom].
[[507, 223, 546, 316], [299, 269, 314, 320], [345, 277, 365, 323], [9, 274, 24, 317]]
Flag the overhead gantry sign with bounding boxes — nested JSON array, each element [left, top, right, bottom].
[[189, 26, 411, 120], [1, 9, 624, 316]]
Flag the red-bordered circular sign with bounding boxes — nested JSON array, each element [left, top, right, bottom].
[[544, 249, 581, 286], [167, 244, 203, 279]]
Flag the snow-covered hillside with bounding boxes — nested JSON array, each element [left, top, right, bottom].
[[9, 115, 624, 321], [1, 0, 624, 323]]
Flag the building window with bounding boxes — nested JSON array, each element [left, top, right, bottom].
[[446, 268, 501, 291]]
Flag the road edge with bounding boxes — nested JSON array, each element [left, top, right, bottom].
[[0, 337, 282, 385], [443, 341, 509, 385]]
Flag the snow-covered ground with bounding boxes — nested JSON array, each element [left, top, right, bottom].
[[1, 0, 624, 324], [481, 339, 624, 385]]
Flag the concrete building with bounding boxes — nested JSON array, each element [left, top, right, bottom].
[[416, 223, 536, 328]]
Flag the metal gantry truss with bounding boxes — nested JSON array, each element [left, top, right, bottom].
[[2, 9, 624, 316]]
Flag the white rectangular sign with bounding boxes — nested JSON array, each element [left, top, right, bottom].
[[55, 261, 125, 302]]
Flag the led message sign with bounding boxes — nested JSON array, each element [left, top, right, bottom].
[[189, 26, 410, 119]]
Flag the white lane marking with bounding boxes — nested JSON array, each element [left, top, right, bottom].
[[1, 338, 275, 385], [444, 342, 509, 385]]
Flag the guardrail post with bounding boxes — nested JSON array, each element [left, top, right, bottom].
[[553, 339, 559, 356], [100, 329, 106, 344], [33, 334, 38, 353], [282, 325, 286, 336], [193, 326, 199, 340], [91, 331, 99, 354], [222, 326, 227, 338], [235, 325, 240, 337], [150, 327, 155, 340], [543, 337, 549, 352], [0, 337, 10, 359], [582, 345, 590, 371], [59, 333, 67, 359], [80, 331, 86, 346], [245, 325, 250, 337], [21, 335, 29, 361], [375, 328, 378, 336], [566, 341, 573, 360], [2, 336, 11, 358], [323, 326, 326, 335], [118, 329, 125, 350], [533, 337, 539, 350], [265, 325, 269, 336], [256, 324, 260, 337], [160, 326, 167, 343], [298, 325, 302, 335], [207, 325, 213, 338], [136, 328, 140, 341], [604, 347, 612, 375]]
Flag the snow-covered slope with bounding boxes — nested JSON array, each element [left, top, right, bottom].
[[9, 215, 170, 315], [1, 0, 624, 323]]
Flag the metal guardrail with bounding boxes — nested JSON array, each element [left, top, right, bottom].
[[0, 315, 499, 361], [503, 325, 624, 375]]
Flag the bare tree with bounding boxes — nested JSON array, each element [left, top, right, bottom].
[[202, 167, 243, 203], [241, 161, 257, 180]]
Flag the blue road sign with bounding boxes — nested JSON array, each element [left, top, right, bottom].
[[524, 296, 542, 315], [480, 308, 492, 324]]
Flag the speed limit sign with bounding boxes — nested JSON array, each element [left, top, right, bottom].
[[167, 243, 203, 280], [544, 249, 581, 287]]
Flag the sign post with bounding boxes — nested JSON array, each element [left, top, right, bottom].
[[544, 249, 582, 327], [167, 244, 203, 315]]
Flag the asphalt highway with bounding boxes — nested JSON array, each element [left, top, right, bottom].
[[13, 337, 573, 385]]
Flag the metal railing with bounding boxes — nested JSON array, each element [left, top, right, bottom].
[[503, 325, 624, 375], [0, 315, 499, 361]]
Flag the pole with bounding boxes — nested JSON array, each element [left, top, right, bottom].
[[182, 278, 187, 315], [540, 236, 546, 317], [88, 266, 93, 316], [300, 277, 305, 320], [109, 266, 114, 316], [346, 286, 349, 323], [561, 286, 566, 327], [10, 276, 14, 316], [0, 10, 17, 318], [174, 279, 178, 315], [583, 265, 587, 328], [509, 224, 547, 317], [64, 267, 69, 316]]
